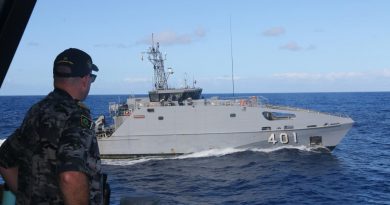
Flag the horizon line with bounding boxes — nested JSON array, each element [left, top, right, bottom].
[[1, 90, 389, 97]]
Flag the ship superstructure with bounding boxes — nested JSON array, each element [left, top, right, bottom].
[[145, 37, 202, 103]]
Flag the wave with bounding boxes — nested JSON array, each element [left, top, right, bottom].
[[102, 158, 157, 166], [249, 145, 323, 153], [174, 147, 247, 159], [102, 145, 324, 166], [102, 148, 247, 166], [0, 138, 324, 167]]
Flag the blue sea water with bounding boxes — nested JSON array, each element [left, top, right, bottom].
[[1, 92, 389, 204]]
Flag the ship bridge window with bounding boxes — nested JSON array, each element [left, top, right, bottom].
[[158, 116, 164, 120], [230, 113, 236, 118], [262, 111, 296, 121]]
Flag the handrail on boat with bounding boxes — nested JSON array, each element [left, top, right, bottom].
[[109, 95, 351, 119]]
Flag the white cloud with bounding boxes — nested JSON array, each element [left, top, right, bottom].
[[280, 41, 302, 51], [279, 42, 317, 52], [272, 71, 365, 81], [95, 28, 207, 48], [137, 28, 207, 46], [262, 27, 285, 37], [380, 68, 390, 77], [156, 31, 192, 45]]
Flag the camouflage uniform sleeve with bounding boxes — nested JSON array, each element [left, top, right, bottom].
[[56, 108, 92, 174], [0, 129, 23, 168]]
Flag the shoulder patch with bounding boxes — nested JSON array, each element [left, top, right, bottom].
[[81, 115, 93, 129]]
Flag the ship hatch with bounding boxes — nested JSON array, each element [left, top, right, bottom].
[[310, 136, 322, 146]]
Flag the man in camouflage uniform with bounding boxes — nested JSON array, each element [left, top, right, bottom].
[[0, 48, 102, 205]]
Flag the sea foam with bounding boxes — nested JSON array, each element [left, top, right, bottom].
[[101, 146, 321, 166]]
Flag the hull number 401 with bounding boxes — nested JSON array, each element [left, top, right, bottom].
[[268, 132, 298, 144]]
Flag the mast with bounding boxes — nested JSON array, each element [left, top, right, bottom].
[[146, 34, 172, 90], [230, 16, 235, 97]]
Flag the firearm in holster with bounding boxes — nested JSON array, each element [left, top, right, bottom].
[[102, 173, 111, 205]]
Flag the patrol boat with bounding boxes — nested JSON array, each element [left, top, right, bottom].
[[96, 42, 354, 159]]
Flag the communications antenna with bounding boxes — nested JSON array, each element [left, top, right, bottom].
[[146, 33, 173, 90], [230, 16, 235, 96]]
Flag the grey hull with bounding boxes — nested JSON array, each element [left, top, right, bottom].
[[98, 118, 353, 159]]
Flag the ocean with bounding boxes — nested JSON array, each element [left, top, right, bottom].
[[0, 92, 389, 204]]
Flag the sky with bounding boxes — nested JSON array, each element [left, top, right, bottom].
[[1, 0, 390, 95]]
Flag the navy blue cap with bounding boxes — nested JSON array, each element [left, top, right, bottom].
[[53, 48, 98, 78]]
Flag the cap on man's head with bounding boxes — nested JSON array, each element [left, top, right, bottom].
[[53, 48, 98, 78]]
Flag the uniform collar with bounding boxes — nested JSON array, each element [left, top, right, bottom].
[[53, 88, 77, 102]]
